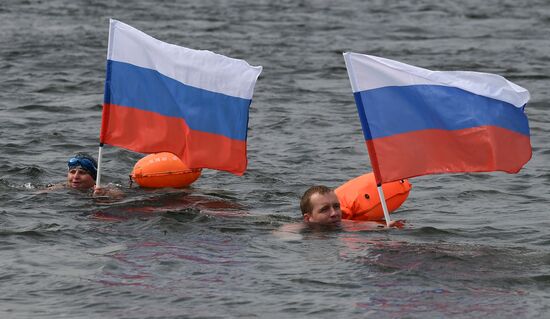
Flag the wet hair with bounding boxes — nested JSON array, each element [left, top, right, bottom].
[[68, 152, 98, 180], [300, 185, 333, 215]]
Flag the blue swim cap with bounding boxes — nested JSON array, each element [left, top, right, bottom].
[[68, 153, 98, 180]]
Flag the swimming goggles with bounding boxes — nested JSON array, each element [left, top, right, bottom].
[[68, 157, 97, 180]]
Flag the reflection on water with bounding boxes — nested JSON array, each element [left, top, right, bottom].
[[91, 190, 250, 221], [337, 235, 545, 317]]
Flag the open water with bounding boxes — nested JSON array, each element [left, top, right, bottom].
[[1, 0, 550, 318]]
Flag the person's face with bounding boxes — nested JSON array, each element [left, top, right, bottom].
[[67, 168, 95, 190], [304, 191, 342, 225]]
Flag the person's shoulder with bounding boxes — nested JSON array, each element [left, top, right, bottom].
[[45, 182, 67, 191], [273, 222, 305, 241], [32, 182, 67, 194]]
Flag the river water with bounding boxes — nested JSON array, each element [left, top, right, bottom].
[[1, 0, 549, 318]]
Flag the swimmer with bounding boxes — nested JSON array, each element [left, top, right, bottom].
[[300, 185, 342, 225], [273, 185, 405, 240], [300, 185, 403, 228], [48, 152, 123, 199], [66, 152, 98, 190], [273, 185, 404, 240]]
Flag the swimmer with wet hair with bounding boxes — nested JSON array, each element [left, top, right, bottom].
[[300, 185, 404, 228], [300, 185, 342, 225], [273, 185, 405, 240]]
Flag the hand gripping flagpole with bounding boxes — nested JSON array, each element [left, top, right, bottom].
[[343, 52, 391, 227]]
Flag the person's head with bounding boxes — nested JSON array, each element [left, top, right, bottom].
[[300, 185, 342, 224], [66, 152, 97, 190]]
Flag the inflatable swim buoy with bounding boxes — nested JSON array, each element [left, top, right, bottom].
[[130, 152, 201, 188], [335, 172, 411, 221]]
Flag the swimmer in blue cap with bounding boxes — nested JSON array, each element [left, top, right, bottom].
[[66, 152, 123, 198], [67, 152, 97, 190], [46, 152, 122, 199]]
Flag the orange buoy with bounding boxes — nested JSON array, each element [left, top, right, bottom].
[[335, 172, 412, 221], [130, 152, 201, 188]]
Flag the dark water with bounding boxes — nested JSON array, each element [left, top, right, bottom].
[[1, 0, 550, 318]]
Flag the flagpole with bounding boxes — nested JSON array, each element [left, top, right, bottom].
[[96, 143, 104, 188], [376, 184, 391, 227]]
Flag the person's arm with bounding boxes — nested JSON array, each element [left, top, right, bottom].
[[45, 183, 66, 190], [342, 219, 406, 231], [92, 185, 124, 199], [380, 219, 406, 229]]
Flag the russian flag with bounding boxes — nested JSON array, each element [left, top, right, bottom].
[[100, 20, 262, 175], [343, 52, 531, 184]]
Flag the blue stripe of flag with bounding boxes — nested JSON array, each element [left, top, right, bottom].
[[104, 60, 251, 141], [354, 85, 530, 140]]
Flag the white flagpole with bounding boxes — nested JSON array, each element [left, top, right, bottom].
[[95, 144, 104, 188], [376, 184, 391, 227]]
